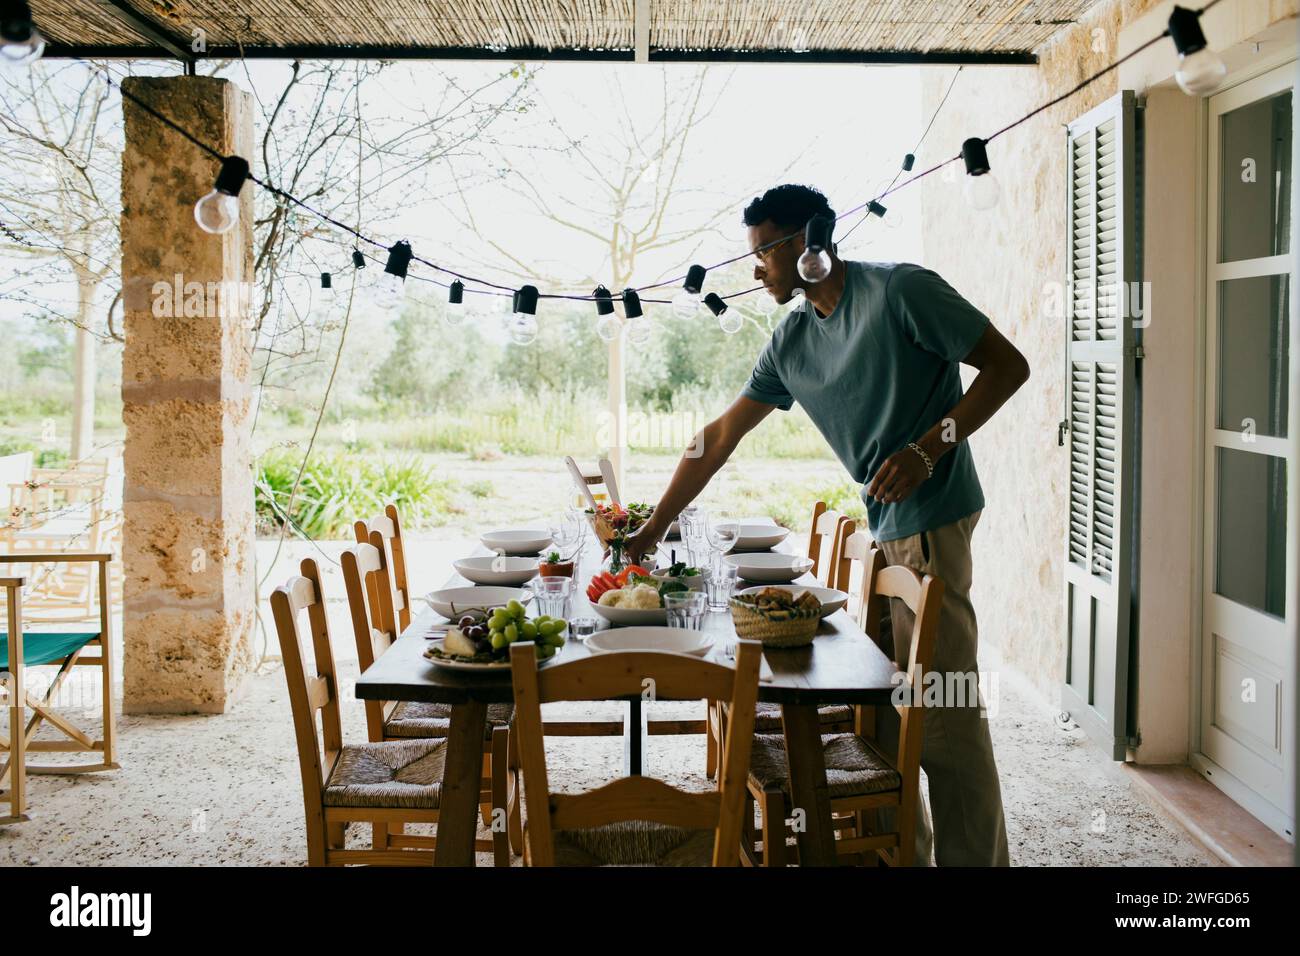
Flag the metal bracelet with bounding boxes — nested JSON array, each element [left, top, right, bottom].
[[906, 441, 934, 478]]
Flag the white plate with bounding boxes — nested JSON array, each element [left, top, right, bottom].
[[733, 523, 790, 551], [453, 556, 540, 586], [424, 586, 530, 620], [724, 552, 814, 584], [590, 601, 669, 627], [586, 626, 711, 657], [650, 566, 709, 591], [480, 529, 553, 556], [737, 584, 849, 618], [423, 640, 559, 671]]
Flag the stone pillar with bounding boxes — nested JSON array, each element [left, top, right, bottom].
[[120, 77, 256, 713]]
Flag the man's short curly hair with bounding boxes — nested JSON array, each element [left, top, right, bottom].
[[742, 184, 835, 231]]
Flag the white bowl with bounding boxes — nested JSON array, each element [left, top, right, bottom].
[[590, 602, 669, 627], [424, 586, 530, 620], [650, 566, 709, 591], [479, 529, 553, 556], [453, 556, 540, 587], [737, 584, 849, 618], [586, 626, 711, 657], [732, 523, 791, 552], [724, 552, 815, 584]]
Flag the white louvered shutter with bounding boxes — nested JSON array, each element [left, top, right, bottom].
[[1062, 92, 1139, 760]]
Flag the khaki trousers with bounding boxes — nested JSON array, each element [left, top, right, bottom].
[[875, 510, 1010, 866]]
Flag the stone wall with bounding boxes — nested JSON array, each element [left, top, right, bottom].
[[120, 77, 256, 714], [918, 0, 1168, 700]]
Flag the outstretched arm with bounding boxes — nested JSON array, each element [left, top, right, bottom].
[[866, 322, 1030, 504], [623, 396, 776, 566]]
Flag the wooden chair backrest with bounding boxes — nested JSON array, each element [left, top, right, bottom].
[[340, 541, 399, 740], [806, 502, 850, 585], [510, 642, 763, 867], [353, 503, 411, 632], [269, 558, 344, 809]]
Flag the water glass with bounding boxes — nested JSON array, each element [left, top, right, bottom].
[[705, 562, 738, 612], [531, 575, 572, 619], [664, 591, 707, 630], [568, 616, 598, 643]]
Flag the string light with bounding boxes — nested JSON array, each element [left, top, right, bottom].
[[705, 293, 743, 334], [867, 200, 887, 219], [310, 272, 334, 322], [351, 249, 366, 269], [1168, 5, 1226, 95], [961, 138, 1001, 211], [593, 285, 621, 342], [797, 215, 834, 283], [1, 1, 43, 67], [672, 264, 707, 318], [509, 284, 539, 344], [375, 240, 412, 310], [445, 279, 465, 326], [194, 156, 249, 234]]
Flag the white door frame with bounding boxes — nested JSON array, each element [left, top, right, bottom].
[[1190, 61, 1298, 841]]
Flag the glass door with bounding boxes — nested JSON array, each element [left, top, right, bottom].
[[1200, 63, 1296, 839]]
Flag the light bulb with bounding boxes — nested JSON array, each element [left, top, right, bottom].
[[1176, 49, 1226, 95], [0, 31, 41, 66], [672, 288, 700, 318], [509, 313, 538, 345], [445, 280, 465, 326], [194, 190, 239, 234], [719, 309, 743, 334], [963, 172, 1001, 211], [596, 313, 622, 342], [0, 5, 42, 67], [443, 304, 465, 327], [797, 247, 832, 283], [374, 270, 407, 312], [789, 287, 806, 305], [626, 315, 653, 346]]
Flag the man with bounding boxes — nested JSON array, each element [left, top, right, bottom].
[[625, 184, 1028, 866]]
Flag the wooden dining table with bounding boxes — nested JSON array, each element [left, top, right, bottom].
[[354, 540, 901, 867]]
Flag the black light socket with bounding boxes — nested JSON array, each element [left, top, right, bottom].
[[902, 153, 915, 171], [683, 264, 707, 295], [961, 137, 991, 176], [703, 293, 727, 317], [1167, 5, 1207, 56], [214, 155, 250, 196], [515, 285, 539, 315], [383, 240, 413, 280], [803, 215, 833, 253], [593, 285, 615, 315], [1, 1, 36, 43], [867, 200, 887, 218], [352, 249, 366, 269], [320, 272, 332, 289], [622, 288, 643, 319], [448, 279, 464, 304]]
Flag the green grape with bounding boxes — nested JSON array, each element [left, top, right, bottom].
[[538, 644, 556, 659], [490, 631, 507, 650], [506, 600, 525, 618], [538, 620, 561, 637], [535, 615, 551, 627], [542, 630, 565, 648], [504, 623, 519, 643], [521, 621, 538, 640], [489, 611, 510, 630]]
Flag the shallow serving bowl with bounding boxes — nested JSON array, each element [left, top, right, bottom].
[[590, 602, 669, 627], [424, 586, 530, 620], [649, 566, 709, 592], [586, 626, 711, 657], [479, 529, 553, 556], [736, 584, 849, 619], [732, 524, 791, 552], [724, 552, 814, 584], [453, 556, 540, 587]]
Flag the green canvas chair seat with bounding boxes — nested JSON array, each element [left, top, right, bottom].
[[0, 630, 99, 669]]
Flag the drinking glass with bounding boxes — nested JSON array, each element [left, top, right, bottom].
[[706, 512, 740, 574], [705, 562, 739, 612], [548, 508, 584, 562], [568, 616, 599, 643], [531, 576, 572, 619], [664, 591, 707, 630]]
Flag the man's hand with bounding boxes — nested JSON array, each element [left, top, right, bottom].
[[866, 446, 930, 504], [623, 521, 662, 568]]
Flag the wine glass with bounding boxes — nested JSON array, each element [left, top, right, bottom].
[[706, 511, 740, 575], [548, 508, 584, 562]]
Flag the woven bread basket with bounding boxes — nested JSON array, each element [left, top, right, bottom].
[[729, 595, 820, 648]]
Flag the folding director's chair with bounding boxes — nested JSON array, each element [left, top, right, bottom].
[[1, 551, 118, 824]]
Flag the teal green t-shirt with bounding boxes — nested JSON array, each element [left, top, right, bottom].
[[740, 260, 988, 542]]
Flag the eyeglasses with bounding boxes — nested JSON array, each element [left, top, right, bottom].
[[752, 231, 801, 265]]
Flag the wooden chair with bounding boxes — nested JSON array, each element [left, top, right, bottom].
[[353, 505, 412, 633], [744, 545, 944, 866], [510, 639, 761, 866], [0, 552, 117, 816], [339, 540, 520, 866], [272, 556, 457, 866], [806, 501, 851, 586]]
